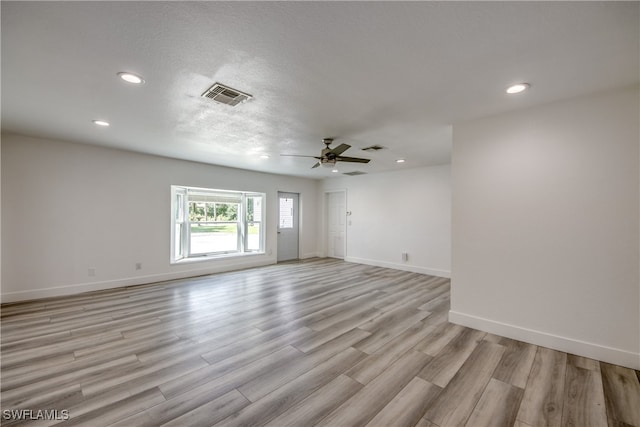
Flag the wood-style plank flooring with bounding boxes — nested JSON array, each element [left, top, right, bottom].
[[1, 258, 639, 426]]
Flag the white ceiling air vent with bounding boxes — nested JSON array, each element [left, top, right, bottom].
[[343, 171, 367, 176], [361, 145, 386, 152], [201, 83, 252, 106]]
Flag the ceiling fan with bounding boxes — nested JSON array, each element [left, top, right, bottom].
[[281, 138, 371, 169]]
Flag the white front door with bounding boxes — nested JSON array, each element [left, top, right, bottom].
[[277, 192, 299, 262], [326, 191, 346, 259]]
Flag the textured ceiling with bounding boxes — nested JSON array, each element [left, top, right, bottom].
[[2, 1, 638, 178]]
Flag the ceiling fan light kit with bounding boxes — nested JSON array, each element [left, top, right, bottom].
[[321, 159, 337, 168]]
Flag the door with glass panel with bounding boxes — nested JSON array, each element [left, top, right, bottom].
[[277, 192, 299, 262]]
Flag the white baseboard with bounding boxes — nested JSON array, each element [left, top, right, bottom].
[[449, 310, 640, 370], [1, 258, 276, 303], [300, 252, 321, 259], [345, 256, 451, 278]]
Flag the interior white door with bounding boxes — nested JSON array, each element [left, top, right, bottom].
[[277, 192, 299, 262], [326, 191, 346, 259]]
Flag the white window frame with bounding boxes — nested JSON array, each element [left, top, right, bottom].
[[171, 186, 265, 263]]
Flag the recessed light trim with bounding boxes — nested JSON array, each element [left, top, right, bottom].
[[117, 72, 145, 84], [506, 83, 530, 94], [259, 155, 270, 159], [396, 159, 406, 163], [92, 120, 110, 127], [331, 169, 339, 173]]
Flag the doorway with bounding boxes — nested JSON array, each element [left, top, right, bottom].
[[277, 192, 299, 262], [325, 190, 346, 259]]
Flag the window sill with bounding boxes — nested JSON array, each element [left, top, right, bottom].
[[171, 251, 266, 265]]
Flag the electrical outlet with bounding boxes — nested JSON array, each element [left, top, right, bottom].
[[88, 268, 96, 277], [401, 253, 409, 262], [135, 262, 142, 270]]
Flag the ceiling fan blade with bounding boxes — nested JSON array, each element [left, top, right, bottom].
[[280, 154, 321, 158], [330, 143, 351, 156], [311, 162, 321, 169], [336, 156, 371, 163]]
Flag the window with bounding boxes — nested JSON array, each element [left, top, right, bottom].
[[171, 186, 265, 262]]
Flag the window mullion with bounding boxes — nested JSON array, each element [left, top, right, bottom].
[[183, 195, 190, 258], [239, 194, 245, 252]]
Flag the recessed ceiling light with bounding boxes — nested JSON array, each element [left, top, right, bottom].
[[117, 72, 145, 84], [396, 159, 406, 163], [92, 119, 110, 127], [331, 169, 339, 173], [259, 155, 270, 159], [506, 83, 530, 94]]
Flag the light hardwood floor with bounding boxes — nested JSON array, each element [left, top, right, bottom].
[[1, 258, 639, 427]]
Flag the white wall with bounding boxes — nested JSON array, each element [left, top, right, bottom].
[[322, 165, 451, 277], [451, 86, 640, 369], [0, 137, 2, 298], [1, 134, 320, 302]]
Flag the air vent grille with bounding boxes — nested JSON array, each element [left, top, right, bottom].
[[202, 83, 252, 106], [361, 145, 386, 152], [343, 171, 367, 176]]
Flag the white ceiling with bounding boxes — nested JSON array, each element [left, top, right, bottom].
[[2, 2, 638, 179]]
